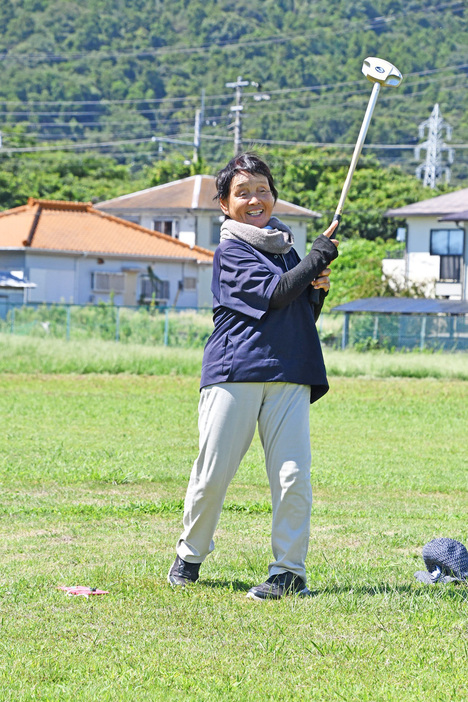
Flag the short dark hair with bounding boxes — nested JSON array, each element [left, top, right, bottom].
[[215, 152, 278, 202]]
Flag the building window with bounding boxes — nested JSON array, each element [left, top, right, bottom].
[[183, 277, 197, 291], [211, 218, 222, 245], [92, 272, 125, 293], [430, 228, 464, 283], [140, 276, 170, 302], [153, 219, 177, 238], [430, 228, 464, 256]]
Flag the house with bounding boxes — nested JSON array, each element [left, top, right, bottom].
[[0, 198, 214, 309], [0, 270, 36, 318], [385, 188, 468, 300], [96, 174, 321, 257]]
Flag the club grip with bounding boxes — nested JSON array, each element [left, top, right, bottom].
[[332, 213, 341, 232], [310, 214, 341, 306]]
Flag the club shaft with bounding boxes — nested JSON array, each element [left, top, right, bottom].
[[334, 82, 381, 218]]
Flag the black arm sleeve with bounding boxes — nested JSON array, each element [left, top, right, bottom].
[[269, 234, 338, 311], [309, 286, 327, 322]]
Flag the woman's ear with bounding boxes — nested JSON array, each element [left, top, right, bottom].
[[219, 199, 229, 216]]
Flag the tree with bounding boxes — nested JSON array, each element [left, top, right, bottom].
[[147, 156, 211, 187], [0, 0, 467, 182], [0, 151, 147, 209], [322, 238, 404, 310], [263, 146, 445, 242]]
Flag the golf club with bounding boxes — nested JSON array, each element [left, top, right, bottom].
[[333, 57, 403, 226], [311, 57, 402, 304]]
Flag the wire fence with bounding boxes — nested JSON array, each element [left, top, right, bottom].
[[0, 302, 214, 348], [0, 301, 467, 352], [340, 311, 468, 352]]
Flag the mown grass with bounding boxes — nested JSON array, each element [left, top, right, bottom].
[[0, 339, 467, 700]]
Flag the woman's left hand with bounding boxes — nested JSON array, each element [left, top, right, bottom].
[[311, 267, 331, 292]]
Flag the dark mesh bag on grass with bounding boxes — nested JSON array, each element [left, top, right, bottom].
[[415, 537, 468, 584]]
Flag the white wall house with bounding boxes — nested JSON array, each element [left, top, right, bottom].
[[0, 199, 214, 309], [96, 174, 321, 258], [385, 188, 468, 300]]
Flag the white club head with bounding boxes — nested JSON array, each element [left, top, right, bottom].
[[362, 57, 402, 87]]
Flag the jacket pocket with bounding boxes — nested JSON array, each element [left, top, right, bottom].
[[221, 333, 234, 377]]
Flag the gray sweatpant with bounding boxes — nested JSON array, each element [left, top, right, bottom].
[[176, 382, 312, 581]]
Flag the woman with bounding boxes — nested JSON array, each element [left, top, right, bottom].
[[168, 153, 339, 600]]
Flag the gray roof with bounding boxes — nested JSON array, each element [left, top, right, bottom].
[[385, 188, 468, 217], [0, 271, 36, 288], [96, 175, 321, 219], [439, 209, 468, 222], [332, 297, 468, 315]]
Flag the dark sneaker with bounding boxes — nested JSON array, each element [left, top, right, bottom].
[[246, 571, 310, 601], [167, 555, 201, 587]]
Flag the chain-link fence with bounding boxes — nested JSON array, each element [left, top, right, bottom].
[[340, 311, 468, 351], [0, 301, 467, 351], [0, 302, 213, 348]]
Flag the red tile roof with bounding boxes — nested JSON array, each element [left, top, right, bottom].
[[97, 174, 321, 218], [0, 198, 214, 262]]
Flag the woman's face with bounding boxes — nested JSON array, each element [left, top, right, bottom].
[[219, 170, 275, 228]]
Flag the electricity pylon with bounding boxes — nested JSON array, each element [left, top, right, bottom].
[[415, 103, 454, 188]]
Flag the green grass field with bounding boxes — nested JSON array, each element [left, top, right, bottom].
[[0, 336, 467, 700]]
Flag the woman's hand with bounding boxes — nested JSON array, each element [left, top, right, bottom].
[[311, 267, 332, 292], [322, 219, 339, 248], [311, 220, 340, 291]]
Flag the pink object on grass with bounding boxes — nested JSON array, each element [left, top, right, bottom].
[[57, 586, 109, 596]]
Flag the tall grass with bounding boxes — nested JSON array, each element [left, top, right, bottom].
[[323, 347, 468, 380], [0, 333, 467, 379], [0, 333, 203, 375]]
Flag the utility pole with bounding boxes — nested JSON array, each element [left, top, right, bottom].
[[415, 103, 454, 188], [193, 89, 205, 163], [225, 76, 250, 155]]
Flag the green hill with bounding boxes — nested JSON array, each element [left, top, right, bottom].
[[0, 0, 466, 250], [1, 0, 467, 180]]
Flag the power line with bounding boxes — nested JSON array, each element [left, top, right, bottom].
[[0, 137, 156, 153], [0, 95, 199, 107], [1, 59, 467, 111], [1, 69, 466, 136], [4, 75, 467, 154], [1, 76, 466, 153]]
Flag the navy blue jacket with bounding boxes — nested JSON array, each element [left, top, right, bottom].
[[200, 238, 333, 404]]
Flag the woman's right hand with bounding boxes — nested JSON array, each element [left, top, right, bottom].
[[311, 267, 332, 291], [322, 219, 339, 247]]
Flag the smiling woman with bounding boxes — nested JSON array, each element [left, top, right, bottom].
[[218, 165, 276, 229], [220, 172, 274, 227], [167, 152, 339, 601]]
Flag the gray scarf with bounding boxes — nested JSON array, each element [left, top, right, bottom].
[[220, 216, 294, 254]]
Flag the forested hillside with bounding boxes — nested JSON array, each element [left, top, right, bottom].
[[0, 0, 466, 240], [1, 0, 467, 169]]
